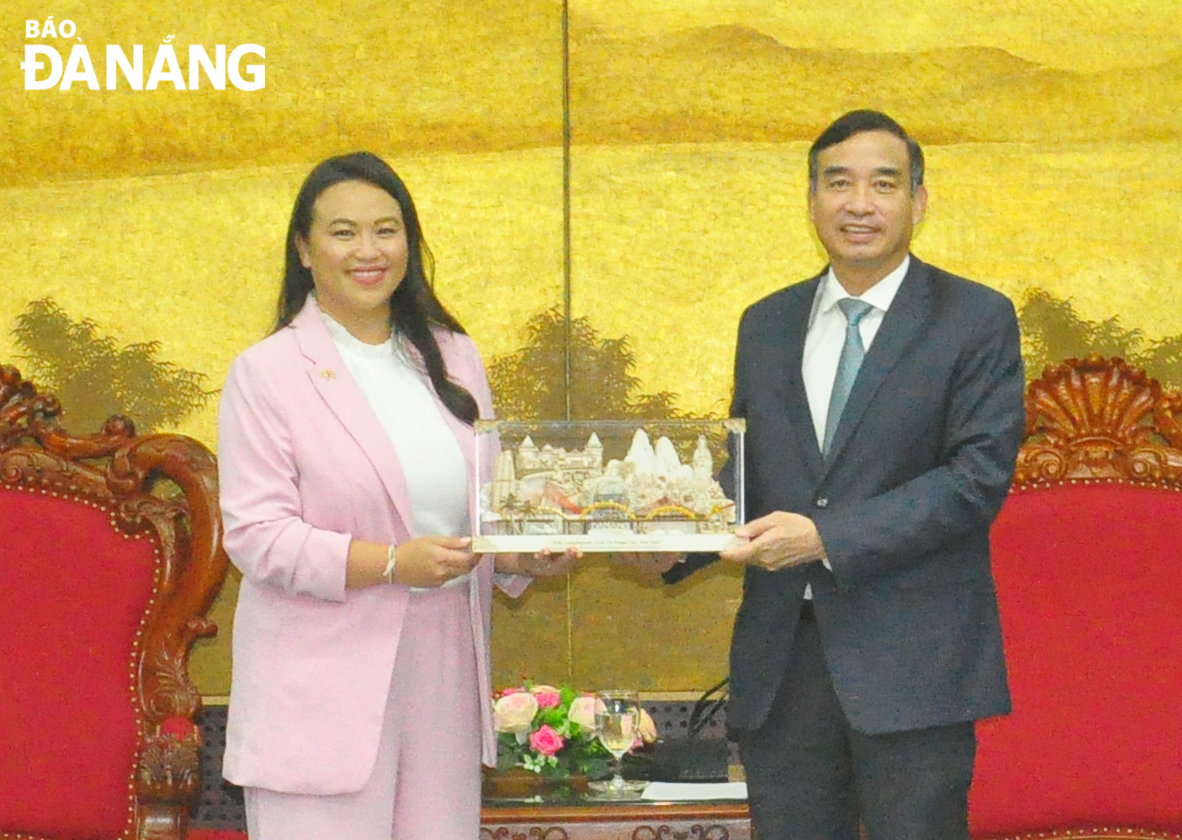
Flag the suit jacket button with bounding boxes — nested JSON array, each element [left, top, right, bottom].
[[815, 497, 829, 508]]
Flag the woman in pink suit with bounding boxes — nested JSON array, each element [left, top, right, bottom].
[[217, 152, 571, 840]]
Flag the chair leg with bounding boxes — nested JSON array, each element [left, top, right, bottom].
[[138, 802, 189, 840]]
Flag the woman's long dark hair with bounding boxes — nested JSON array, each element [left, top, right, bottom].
[[275, 152, 478, 425]]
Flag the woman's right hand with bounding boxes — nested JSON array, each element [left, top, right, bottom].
[[391, 536, 479, 588]]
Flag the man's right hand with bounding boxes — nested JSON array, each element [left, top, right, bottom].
[[720, 512, 825, 570]]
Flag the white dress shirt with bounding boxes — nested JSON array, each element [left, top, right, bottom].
[[802, 256, 910, 447], [799, 256, 910, 596]]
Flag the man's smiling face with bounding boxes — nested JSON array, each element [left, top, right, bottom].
[[808, 129, 927, 292]]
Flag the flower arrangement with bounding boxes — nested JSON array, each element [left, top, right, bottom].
[[492, 683, 657, 778]]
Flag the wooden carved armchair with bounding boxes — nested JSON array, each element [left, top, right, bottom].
[[0, 365, 228, 840], [970, 356, 1182, 839]]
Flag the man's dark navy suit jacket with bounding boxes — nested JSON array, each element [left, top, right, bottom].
[[668, 255, 1026, 736]]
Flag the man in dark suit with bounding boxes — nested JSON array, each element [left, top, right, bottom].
[[663, 110, 1026, 839]]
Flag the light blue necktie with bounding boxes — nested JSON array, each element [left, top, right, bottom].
[[822, 299, 874, 457]]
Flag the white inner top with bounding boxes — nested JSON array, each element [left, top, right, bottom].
[[322, 311, 470, 590]]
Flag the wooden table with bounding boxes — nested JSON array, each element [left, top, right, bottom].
[[481, 799, 752, 839]]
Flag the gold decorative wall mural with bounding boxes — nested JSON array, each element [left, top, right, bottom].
[[13, 298, 214, 433], [3, 0, 1179, 695], [564, 2, 1182, 422], [1019, 291, 1182, 388], [487, 306, 699, 421], [2, 0, 564, 183]]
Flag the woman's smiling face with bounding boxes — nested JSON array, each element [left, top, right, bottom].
[[295, 179, 409, 344]]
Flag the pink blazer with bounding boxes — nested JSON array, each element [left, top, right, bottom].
[[217, 298, 521, 794]]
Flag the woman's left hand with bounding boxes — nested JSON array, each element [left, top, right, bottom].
[[493, 547, 580, 578]]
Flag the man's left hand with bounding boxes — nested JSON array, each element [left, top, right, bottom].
[[720, 511, 826, 571]]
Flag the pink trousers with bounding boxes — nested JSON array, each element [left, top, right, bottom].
[[245, 582, 482, 840]]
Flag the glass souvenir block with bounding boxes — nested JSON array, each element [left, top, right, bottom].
[[472, 419, 745, 553]]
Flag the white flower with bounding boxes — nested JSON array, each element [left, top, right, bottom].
[[493, 691, 539, 734], [568, 695, 597, 731]]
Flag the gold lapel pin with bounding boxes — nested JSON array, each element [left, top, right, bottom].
[[319, 369, 336, 380]]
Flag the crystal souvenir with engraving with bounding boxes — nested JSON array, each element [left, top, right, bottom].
[[472, 419, 745, 553]]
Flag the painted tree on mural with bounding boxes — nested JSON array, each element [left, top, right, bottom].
[[1018, 289, 1182, 389], [492, 293, 1182, 425], [11, 298, 214, 433], [487, 305, 691, 421]]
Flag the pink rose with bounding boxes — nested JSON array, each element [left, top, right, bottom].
[[529, 724, 565, 757], [493, 691, 539, 733], [500, 686, 526, 696], [533, 688, 562, 709], [568, 695, 597, 730]]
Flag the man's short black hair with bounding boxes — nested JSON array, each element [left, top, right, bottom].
[[808, 110, 925, 193]]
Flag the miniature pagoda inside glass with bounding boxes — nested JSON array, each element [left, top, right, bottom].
[[472, 419, 745, 553]]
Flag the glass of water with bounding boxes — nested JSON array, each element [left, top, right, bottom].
[[595, 690, 641, 794]]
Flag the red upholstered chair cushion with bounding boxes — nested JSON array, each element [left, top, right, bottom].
[[971, 482, 1182, 836], [0, 486, 157, 839]]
